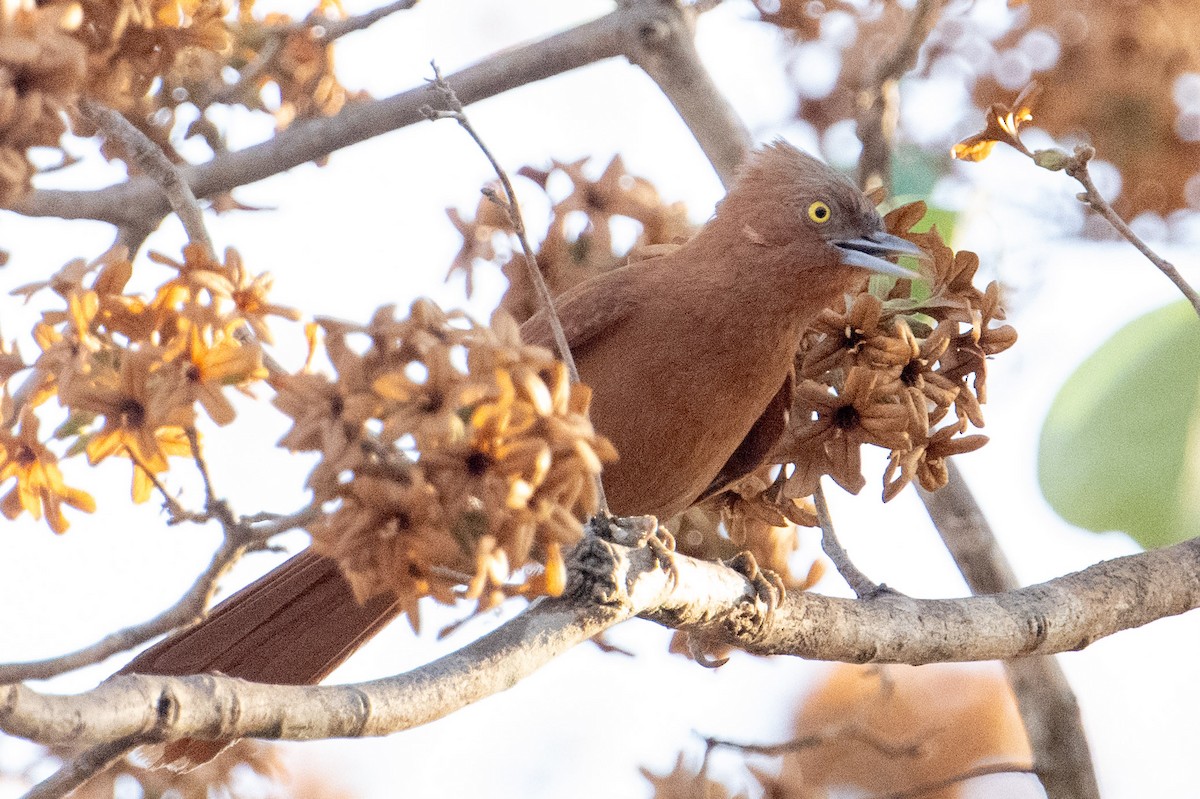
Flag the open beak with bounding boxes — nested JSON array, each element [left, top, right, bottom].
[[832, 231, 927, 279]]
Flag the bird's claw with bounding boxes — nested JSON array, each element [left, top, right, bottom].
[[586, 513, 679, 588], [722, 550, 786, 641]]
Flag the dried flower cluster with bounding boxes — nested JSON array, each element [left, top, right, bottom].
[[0, 0, 364, 205], [1, 243, 285, 531], [273, 300, 615, 626], [0, 1, 86, 202], [446, 155, 693, 321], [777, 201, 1016, 502], [82, 0, 364, 174]]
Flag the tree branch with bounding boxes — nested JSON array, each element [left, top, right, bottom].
[[919, 462, 1101, 799], [0, 506, 315, 683], [78, 99, 213, 256], [855, 0, 946, 191], [7, 9, 631, 228], [618, 0, 751, 188], [5, 534, 1200, 753]]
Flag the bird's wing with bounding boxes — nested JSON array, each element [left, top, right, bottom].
[[693, 368, 794, 505], [519, 263, 644, 354]]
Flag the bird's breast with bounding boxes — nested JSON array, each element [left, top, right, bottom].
[[577, 301, 800, 520]]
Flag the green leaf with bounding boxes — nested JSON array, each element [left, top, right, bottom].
[[1038, 301, 1200, 547], [891, 144, 944, 199]]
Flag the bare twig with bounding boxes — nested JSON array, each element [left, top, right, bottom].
[[704, 725, 923, 760], [211, 0, 419, 106], [184, 427, 216, 506], [208, 35, 285, 107], [0, 505, 316, 682], [420, 66, 579, 387], [310, 0, 420, 41], [876, 761, 1038, 799], [1061, 145, 1200, 317], [918, 462, 1101, 799], [421, 63, 609, 514], [78, 99, 213, 256], [813, 483, 882, 598]]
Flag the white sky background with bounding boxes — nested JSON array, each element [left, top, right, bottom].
[[2, 1, 1200, 797]]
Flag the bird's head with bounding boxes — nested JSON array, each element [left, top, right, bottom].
[[714, 140, 924, 278]]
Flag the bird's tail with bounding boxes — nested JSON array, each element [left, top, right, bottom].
[[120, 550, 400, 769]]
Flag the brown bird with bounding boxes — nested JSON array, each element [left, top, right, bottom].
[[122, 141, 922, 767]]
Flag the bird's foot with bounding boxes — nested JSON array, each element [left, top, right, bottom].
[[585, 513, 678, 588], [567, 534, 627, 606], [721, 550, 786, 642]]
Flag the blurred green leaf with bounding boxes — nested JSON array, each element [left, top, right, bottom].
[[891, 144, 944, 198], [1038, 301, 1200, 547]]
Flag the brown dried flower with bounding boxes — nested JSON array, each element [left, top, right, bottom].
[[274, 299, 615, 627]]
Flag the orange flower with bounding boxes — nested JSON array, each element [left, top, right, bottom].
[[167, 322, 268, 426], [0, 409, 94, 533], [953, 83, 1041, 162], [59, 348, 193, 501]]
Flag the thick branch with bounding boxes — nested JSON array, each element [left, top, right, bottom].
[[919, 462, 1100, 799], [5, 535, 1200, 751], [620, 0, 751, 187]]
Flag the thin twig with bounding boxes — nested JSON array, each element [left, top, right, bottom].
[[813, 483, 883, 598], [875, 761, 1038, 799], [78, 99, 213, 257], [0, 504, 316, 682], [1063, 145, 1200, 317], [420, 63, 609, 515], [209, 35, 285, 106], [184, 427, 216, 506], [419, 65, 579, 385], [705, 725, 923, 760], [211, 0, 419, 106], [310, 0, 420, 41]]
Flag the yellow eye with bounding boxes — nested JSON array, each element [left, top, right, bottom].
[[808, 201, 831, 224]]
